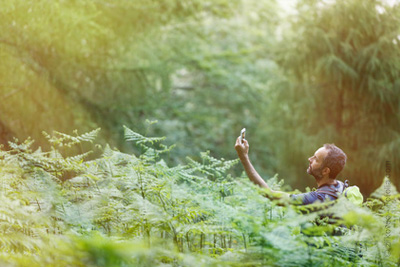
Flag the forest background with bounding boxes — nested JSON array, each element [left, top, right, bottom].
[[1, 0, 400, 266], [1, 0, 400, 205]]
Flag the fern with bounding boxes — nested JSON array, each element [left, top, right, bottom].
[[42, 128, 101, 148], [123, 125, 166, 145], [0, 127, 398, 266]]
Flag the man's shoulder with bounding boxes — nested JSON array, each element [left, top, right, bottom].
[[290, 180, 347, 205], [291, 188, 341, 205], [316, 180, 345, 195]]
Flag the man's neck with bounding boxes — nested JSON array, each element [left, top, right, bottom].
[[316, 177, 337, 188]]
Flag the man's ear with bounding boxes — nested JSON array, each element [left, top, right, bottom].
[[322, 167, 330, 177]]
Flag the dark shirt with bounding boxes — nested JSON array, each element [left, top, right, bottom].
[[290, 180, 345, 205]]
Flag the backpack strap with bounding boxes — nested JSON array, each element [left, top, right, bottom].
[[343, 180, 350, 197]]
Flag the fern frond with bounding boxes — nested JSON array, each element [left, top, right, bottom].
[[65, 151, 92, 164], [77, 128, 101, 142], [123, 125, 166, 145], [8, 138, 35, 153], [42, 128, 101, 147]]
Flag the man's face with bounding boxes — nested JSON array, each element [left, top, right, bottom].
[[307, 147, 328, 180]]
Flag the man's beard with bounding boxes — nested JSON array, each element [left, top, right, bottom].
[[307, 164, 323, 181]]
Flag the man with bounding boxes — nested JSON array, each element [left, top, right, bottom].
[[234, 137, 347, 205]]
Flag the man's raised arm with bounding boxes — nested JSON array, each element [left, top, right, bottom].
[[234, 136, 289, 198]]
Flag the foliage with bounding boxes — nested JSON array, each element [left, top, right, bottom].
[[0, 127, 398, 266], [0, 0, 279, 168], [2, 0, 399, 197], [270, 0, 400, 194]]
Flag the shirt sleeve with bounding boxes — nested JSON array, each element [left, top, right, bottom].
[[290, 191, 325, 205]]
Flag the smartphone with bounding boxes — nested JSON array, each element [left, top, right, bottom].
[[240, 128, 246, 143]]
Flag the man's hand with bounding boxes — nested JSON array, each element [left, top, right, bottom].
[[235, 136, 249, 159]]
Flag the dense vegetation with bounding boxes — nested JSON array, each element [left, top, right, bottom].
[[1, 0, 400, 265], [0, 127, 399, 266], [2, 0, 398, 195]]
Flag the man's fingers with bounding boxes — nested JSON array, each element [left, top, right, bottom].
[[235, 136, 241, 146]]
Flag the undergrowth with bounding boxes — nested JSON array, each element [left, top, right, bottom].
[[0, 126, 399, 266]]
